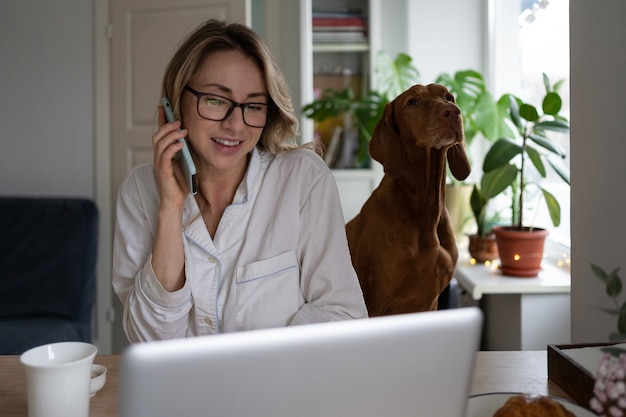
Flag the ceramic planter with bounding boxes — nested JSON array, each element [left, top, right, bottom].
[[468, 233, 499, 263], [492, 226, 549, 277]]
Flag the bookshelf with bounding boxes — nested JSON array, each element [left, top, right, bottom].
[[298, 0, 383, 220]]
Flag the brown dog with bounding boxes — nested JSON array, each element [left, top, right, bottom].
[[346, 84, 471, 316]]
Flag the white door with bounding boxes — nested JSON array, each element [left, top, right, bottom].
[[110, 0, 248, 352]]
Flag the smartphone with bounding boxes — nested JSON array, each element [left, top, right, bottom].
[[161, 97, 197, 195]]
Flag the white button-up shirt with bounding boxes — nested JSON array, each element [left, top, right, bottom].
[[113, 148, 368, 342]]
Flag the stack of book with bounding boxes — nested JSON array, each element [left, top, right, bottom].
[[312, 10, 368, 44]]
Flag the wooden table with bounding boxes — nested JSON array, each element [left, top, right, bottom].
[[0, 351, 570, 416]]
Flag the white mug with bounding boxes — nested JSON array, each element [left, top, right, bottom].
[[20, 341, 98, 417]]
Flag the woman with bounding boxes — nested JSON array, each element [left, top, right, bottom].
[[112, 19, 367, 343]]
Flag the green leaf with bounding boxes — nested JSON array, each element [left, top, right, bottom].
[[542, 92, 562, 116], [436, 69, 485, 104], [471, 92, 499, 141], [480, 164, 517, 199], [547, 157, 571, 185], [534, 119, 570, 134], [543, 73, 551, 93], [553, 79, 565, 92], [519, 103, 540, 122], [607, 273, 623, 297], [528, 132, 567, 157], [470, 185, 482, 211], [541, 187, 561, 227], [375, 51, 420, 101], [483, 138, 522, 172], [501, 94, 522, 130], [302, 88, 355, 121], [526, 145, 546, 177], [618, 303, 626, 334], [469, 185, 485, 224], [591, 263, 611, 283]]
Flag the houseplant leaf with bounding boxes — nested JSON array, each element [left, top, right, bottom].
[[436, 69, 485, 106], [469, 185, 486, 229], [535, 119, 570, 134], [483, 138, 522, 172], [473, 92, 504, 141], [302, 87, 356, 120], [375, 51, 420, 101], [547, 157, 571, 185], [608, 273, 623, 297], [541, 187, 561, 227], [526, 145, 547, 177], [618, 307, 626, 334], [502, 94, 522, 129], [529, 132, 567, 157], [519, 103, 540, 122], [591, 263, 618, 284], [542, 92, 562, 116], [481, 164, 517, 199]]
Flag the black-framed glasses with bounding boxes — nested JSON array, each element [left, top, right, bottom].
[[184, 85, 270, 128]]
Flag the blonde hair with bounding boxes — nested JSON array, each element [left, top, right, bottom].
[[161, 19, 311, 153]]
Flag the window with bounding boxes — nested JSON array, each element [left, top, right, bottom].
[[491, 0, 570, 246]]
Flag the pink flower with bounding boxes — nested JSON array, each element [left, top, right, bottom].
[[591, 353, 626, 416]]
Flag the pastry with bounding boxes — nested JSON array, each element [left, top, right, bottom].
[[492, 393, 576, 417]]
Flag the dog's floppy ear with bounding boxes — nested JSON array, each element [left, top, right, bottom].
[[447, 142, 471, 181], [369, 101, 405, 178]]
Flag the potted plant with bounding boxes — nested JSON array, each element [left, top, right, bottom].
[[467, 164, 517, 262], [482, 74, 570, 276], [302, 51, 421, 168], [591, 263, 626, 341]]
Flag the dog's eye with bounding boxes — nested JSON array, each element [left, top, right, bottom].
[[445, 94, 455, 102], [407, 98, 421, 107]]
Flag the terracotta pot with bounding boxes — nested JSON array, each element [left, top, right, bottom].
[[492, 226, 549, 277], [468, 233, 499, 263]]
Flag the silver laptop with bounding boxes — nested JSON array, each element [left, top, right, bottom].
[[120, 307, 483, 417]]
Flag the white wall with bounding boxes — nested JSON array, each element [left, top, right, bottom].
[[0, 1, 94, 197], [405, 0, 487, 85], [570, 0, 626, 343]]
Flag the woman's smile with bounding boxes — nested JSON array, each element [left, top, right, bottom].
[[212, 137, 243, 147]]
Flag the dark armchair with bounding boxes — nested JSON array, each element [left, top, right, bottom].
[[0, 197, 98, 354]]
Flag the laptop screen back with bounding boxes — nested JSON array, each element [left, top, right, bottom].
[[120, 307, 482, 417]]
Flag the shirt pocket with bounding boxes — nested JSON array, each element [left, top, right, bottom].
[[235, 251, 301, 331]]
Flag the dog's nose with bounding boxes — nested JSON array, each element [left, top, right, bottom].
[[440, 103, 461, 119]]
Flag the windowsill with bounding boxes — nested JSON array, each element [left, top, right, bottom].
[[455, 238, 571, 300]]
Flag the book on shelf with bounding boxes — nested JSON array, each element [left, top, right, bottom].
[[312, 9, 368, 41], [312, 31, 367, 43], [313, 17, 366, 30]]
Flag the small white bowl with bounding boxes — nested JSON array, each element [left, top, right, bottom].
[[90, 364, 107, 396]]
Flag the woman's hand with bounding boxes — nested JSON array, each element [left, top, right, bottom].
[[151, 105, 188, 292], [152, 105, 188, 210]]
